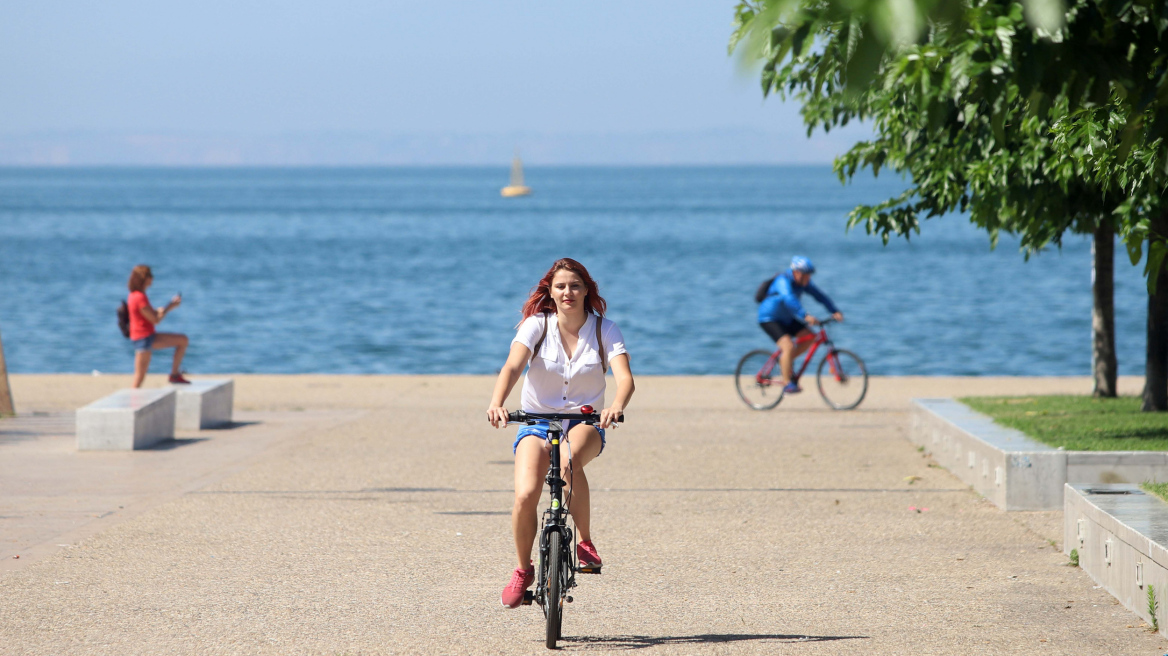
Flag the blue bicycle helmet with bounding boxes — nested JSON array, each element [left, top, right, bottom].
[[790, 256, 816, 273]]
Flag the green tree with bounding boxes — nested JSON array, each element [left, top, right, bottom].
[[1051, 98, 1168, 408], [730, 0, 1167, 403]]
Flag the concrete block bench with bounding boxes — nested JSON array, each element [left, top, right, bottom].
[[1065, 484, 1168, 635], [911, 398, 1168, 511], [76, 388, 176, 450], [910, 398, 1065, 510], [172, 379, 233, 431]]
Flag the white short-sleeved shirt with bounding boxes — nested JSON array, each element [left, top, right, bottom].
[[513, 313, 628, 414]]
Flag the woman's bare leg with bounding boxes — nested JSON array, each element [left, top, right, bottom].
[[513, 436, 550, 568], [562, 424, 603, 542], [132, 350, 152, 388], [152, 333, 189, 374]]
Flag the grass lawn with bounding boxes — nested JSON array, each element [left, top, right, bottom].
[[960, 395, 1168, 451], [1142, 481, 1168, 502]]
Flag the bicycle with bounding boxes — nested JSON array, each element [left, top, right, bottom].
[[734, 318, 868, 411], [506, 406, 621, 649]]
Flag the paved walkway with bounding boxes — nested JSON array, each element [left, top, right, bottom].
[[0, 374, 1161, 654]]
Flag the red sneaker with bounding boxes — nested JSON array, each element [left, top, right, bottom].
[[577, 540, 602, 568], [500, 564, 534, 608], [168, 373, 191, 384]]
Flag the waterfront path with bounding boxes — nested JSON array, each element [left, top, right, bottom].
[[0, 374, 1160, 655]]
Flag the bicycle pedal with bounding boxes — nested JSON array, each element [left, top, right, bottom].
[[577, 565, 602, 574], [522, 591, 534, 605]]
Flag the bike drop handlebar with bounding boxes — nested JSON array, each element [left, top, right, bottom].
[[507, 409, 625, 425]]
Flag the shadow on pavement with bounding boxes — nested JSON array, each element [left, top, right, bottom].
[[145, 437, 210, 450], [562, 633, 869, 650], [0, 431, 43, 444], [203, 420, 262, 430]]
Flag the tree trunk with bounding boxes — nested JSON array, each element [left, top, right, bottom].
[[1144, 213, 1168, 411], [0, 324, 13, 417], [1093, 221, 1118, 397]]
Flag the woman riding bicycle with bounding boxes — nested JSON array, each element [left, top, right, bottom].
[[487, 258, 635, 609]]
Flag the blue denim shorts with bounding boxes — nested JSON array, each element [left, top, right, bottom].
[[130, 335, 155, 352], [513, 420, 606, 455]]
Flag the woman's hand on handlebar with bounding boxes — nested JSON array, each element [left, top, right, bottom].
[[832, 312, 844, 322], [487, 406, 509, 429], [599, 405, 623, 429]]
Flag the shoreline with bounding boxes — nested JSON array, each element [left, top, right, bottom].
[[5, 373, 1148, 415]]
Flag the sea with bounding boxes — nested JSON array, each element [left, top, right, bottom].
[[0, 166, 1151, 376]]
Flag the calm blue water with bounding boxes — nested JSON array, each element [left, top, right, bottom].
[[0, 166, 1150, 376]]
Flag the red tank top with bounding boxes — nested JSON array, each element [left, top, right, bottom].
[[127, 291, 155, 340]]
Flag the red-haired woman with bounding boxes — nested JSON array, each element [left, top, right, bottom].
[[127, 265, 191, 388], [487, 258, 635, 608]]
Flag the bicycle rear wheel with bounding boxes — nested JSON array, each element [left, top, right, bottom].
[[735, 350, 785, 410], [545, 530, 563, 649], [816, 348, 868, 410]]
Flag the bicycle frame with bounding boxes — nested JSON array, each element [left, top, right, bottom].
[[755, 321, 847, 386], [752, 324, 826, 385], [534, 419, 576, 611]]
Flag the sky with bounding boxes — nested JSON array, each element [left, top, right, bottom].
[[0, 1, 869, 164]]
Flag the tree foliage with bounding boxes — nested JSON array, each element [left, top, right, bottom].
[[731, 0, 1168, 284]]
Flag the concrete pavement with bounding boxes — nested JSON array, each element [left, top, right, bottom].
[[0, 374, 1161, 655]]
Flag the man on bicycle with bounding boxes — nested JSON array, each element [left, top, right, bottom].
[[757, 256, 844, 393]]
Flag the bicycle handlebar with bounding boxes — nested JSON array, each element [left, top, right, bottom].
[[507, 410, 624, 425]]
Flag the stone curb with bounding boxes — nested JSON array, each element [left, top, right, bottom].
[[910, 398, 1168, 511]]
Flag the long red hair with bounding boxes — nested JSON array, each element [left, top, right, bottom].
[[520, 258, 607, 323], [127, 265, 152, 293]]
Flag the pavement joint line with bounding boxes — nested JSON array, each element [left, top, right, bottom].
[[190, 486, 971, 495], [559, 633, 872, 647]]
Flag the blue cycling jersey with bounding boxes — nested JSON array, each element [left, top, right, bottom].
[[757, 269, 840, 324]]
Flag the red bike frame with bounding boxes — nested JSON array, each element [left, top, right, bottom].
[[755, 324, 845, 386]]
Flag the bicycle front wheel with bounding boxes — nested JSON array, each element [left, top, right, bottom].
[[735, 350, 784, 410], [545, 530, 563, 649], [816, 348, 869, 410]]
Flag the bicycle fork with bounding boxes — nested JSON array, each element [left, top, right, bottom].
[[824, 348, 849, 383]]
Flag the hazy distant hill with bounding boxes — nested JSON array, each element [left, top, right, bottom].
[[0, 128, 869, 166]]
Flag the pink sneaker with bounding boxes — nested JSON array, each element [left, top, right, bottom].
[[500, 564, 534, 608], [577, 540, 602, 568]]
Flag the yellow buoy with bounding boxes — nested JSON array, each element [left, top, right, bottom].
[[501, 154, 532, 197]]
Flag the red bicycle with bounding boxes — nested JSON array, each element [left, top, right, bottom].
[[734, 318, 868, 410]]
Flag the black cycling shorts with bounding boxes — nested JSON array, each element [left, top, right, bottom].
[[760, 320, 808, 342]]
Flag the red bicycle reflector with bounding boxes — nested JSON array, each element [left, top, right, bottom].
[[580, 405, 594, 414]]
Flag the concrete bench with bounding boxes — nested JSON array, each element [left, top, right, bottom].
[[911, 398, 1168, 511], [76, 388, 176, 450], [1065, 484, 1168, 636], [172, 379, 234, 431]]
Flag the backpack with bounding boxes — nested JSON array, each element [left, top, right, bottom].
[[117, 300, 130, 338], [530, 313, 608, 373], [754, 274, 778, 303]]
